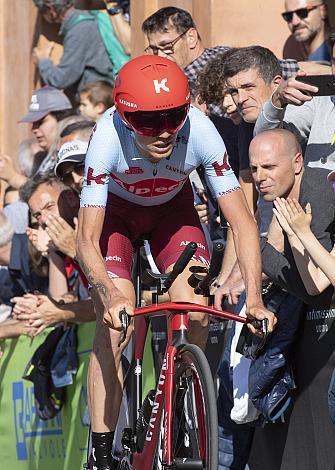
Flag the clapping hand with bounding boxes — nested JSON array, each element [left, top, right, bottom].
[[45, 214, 78, 258], [273, 197, 312, 237], [26, 226, 54, 256]]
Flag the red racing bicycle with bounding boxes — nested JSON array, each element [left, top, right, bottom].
[[111, 241, 267, 470]]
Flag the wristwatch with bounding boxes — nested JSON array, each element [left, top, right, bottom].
[[106, 2, 123, 15]]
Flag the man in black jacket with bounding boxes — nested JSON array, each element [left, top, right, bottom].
[[247, 128, 335, 470]]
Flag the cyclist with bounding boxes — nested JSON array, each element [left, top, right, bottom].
[[76, 55, 276, 470]]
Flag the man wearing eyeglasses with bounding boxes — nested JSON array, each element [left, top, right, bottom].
[[282, 0, 331, 62], [142, 6, 231, 118]]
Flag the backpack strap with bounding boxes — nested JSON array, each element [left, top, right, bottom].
[[68, 12, 96, 30]]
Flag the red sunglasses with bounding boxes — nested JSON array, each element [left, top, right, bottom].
[[124, 104, 189, 137]]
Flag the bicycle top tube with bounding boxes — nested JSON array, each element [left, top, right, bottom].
[[133, 301, 247, 324]]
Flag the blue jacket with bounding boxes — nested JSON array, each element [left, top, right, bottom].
[[248, 286, 304, 422]]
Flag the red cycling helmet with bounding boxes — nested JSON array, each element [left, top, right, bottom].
[[113, 55, 191, 136]]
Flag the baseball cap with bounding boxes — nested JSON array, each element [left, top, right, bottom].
[[19, 86, 72, 123], [54, 139, 88, 178]]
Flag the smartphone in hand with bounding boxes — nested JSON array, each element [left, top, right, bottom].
[[296, 75, 335, 96]]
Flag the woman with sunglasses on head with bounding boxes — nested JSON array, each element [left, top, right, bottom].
[[76, 55, 276, 470]]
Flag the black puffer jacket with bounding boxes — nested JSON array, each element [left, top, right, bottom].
[[248, 286, 304, 422]]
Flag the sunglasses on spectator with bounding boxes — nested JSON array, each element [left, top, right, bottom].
[[125, 104, 190, 137], [145, 28, 191, 55], [281, 3, 323, 22], [58, 162, 85, 183]]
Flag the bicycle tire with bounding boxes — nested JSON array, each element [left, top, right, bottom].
[[155, 343, 218, 469]]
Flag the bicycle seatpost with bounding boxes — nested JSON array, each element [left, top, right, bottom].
[[163, 241, 198, 291], [194, 241, 224, 295]]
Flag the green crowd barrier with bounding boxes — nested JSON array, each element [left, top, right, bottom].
[[0, 322, 155, 469]]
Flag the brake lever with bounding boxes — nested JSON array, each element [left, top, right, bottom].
[[118, 308, 130, 347], [251, 318, 269, 337], [247, 318, 270, 355], [252, 318, 269, 348]]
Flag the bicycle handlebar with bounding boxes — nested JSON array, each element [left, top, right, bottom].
[[194, 241, 224, 294], [117, 242, 270, 347], [163, 241, 198, 290], [117, 302, 270, 346]]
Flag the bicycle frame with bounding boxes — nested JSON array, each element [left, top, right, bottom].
[[123, 302, 247, 469]]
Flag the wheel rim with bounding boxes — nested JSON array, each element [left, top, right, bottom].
[[172, 361, 208, 465]]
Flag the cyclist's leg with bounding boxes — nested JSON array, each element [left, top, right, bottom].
[[88, 280, 135, 433], [88, 200, 138, 469], [167, 258, 209, 349]]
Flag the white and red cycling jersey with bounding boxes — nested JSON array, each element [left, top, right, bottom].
[[80, 105, 240, 209]]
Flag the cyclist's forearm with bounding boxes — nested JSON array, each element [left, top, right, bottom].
[[77, 207, 120, 305], [76, 241, 118, 305], [233, 218, 263, 306], [216, 228, 237, 284]]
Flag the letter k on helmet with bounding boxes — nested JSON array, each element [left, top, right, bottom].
[[153, 78, 170, 94]]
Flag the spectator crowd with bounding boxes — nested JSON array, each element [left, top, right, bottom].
[[0, 1, 335, 469]]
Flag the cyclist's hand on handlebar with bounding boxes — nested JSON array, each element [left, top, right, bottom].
[[103, 294, 133, 330], [246, 304, 277, 334]]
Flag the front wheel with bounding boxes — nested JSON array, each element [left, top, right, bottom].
[[156, 344, 218, 469]]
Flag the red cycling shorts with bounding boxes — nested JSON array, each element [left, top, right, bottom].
[[99, 181, 210, 280]]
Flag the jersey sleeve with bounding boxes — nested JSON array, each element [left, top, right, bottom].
[[80, 112, 119, 208], [190, 109, 240, 198]]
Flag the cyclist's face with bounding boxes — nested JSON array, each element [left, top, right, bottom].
[[134, 131, 178, 162]]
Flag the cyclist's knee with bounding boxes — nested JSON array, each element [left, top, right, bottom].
[[93, 323, 133, 354], [188, 311, 208, 327]]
